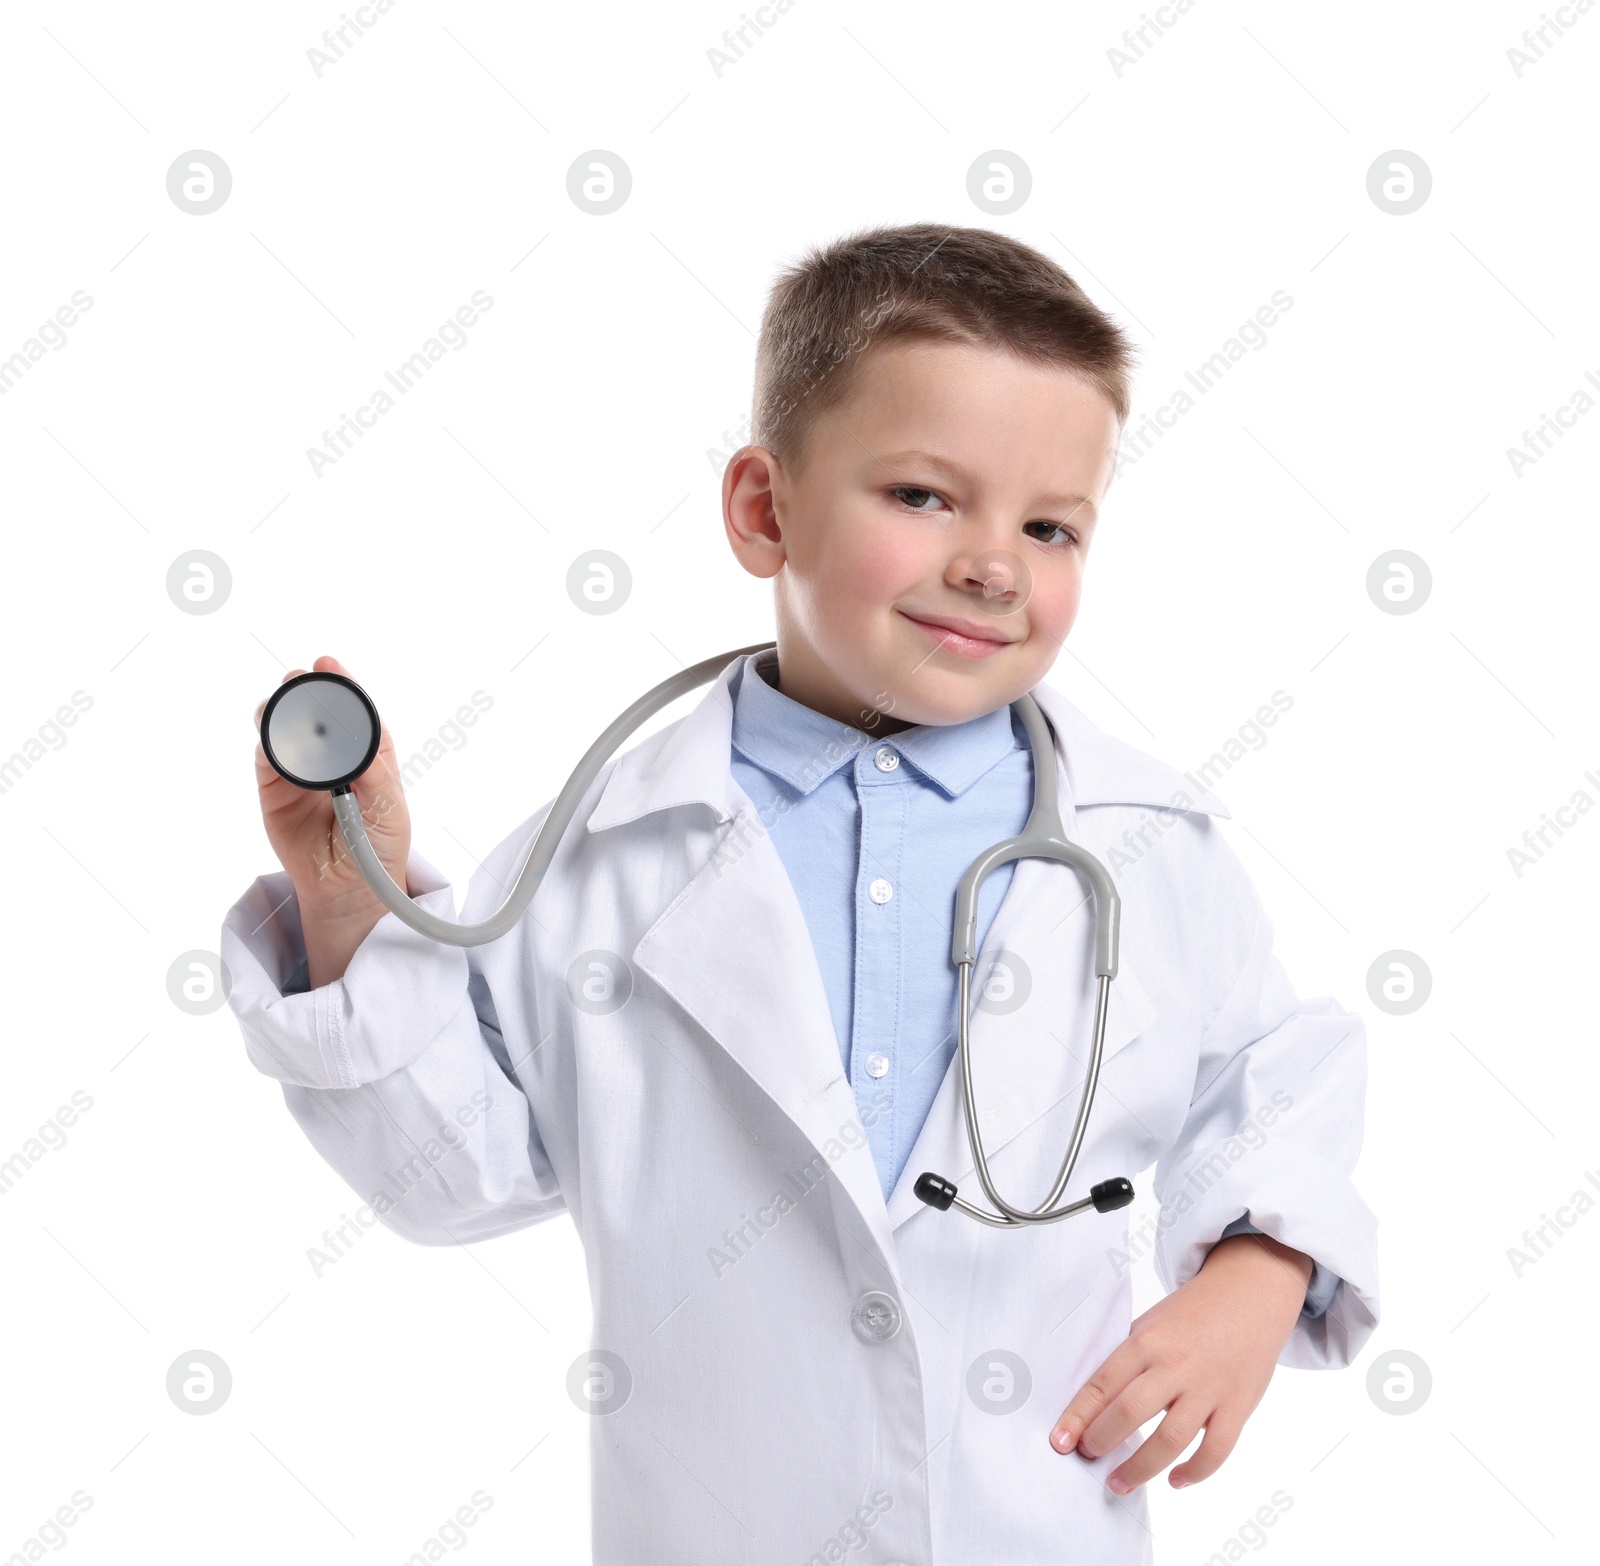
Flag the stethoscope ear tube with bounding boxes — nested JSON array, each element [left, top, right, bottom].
[[918, 692, 1131, 1228], [923, 968, 1129, 1227]]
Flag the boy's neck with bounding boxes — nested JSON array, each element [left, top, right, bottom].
[[759, 650, 919, 737]]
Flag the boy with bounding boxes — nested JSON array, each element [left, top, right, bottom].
[[224, 224, 1378, 1564]]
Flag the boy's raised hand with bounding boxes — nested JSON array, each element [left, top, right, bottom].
[[1049, 1231, 1313, 1493], [253, 655, 412, 986]]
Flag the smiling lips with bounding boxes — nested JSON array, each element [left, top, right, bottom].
[[899, 610, 1018, 661]]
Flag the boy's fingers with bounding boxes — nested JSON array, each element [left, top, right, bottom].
[[1167, 1411, 1243, 1488], [1075, 1370, 1169, 1465], [1105, 1392, 1205, 1494], [350, 750, 402, 815], [305, 654, 392, 776], [1051, 1343, 1142, 1454]]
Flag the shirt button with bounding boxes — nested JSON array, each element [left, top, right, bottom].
[[874, 746, 900, 772], [850, 1291, 902, 1344], [865, 1051, 889, 1078], [868, 877, 893, 904]]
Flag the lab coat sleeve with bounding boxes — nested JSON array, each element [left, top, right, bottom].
[[220, 848, 565, 1247], [1150, 860, 1380, 1370]]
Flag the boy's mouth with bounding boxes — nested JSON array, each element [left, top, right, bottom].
[[898, 609, 1017, 661]]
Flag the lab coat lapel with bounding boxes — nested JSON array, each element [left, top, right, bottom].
[[596, 660, 901, 1278], [631, 818, 901, 1277]]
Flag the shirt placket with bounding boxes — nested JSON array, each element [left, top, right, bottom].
[[852, 741, 909, 1195]]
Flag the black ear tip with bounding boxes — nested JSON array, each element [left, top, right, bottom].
[[1090, 1177, 1135, 1213], [914, 1172, 957, 1211]]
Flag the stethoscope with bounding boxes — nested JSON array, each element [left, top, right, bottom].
[[258, 643, 1134, 1229]]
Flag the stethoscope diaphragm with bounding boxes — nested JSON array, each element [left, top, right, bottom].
[[259, 671, 381, 793]]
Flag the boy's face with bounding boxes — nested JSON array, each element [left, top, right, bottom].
[[724, 338, 1120, 732]]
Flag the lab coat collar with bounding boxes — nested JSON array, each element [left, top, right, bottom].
[[1039, 678, 1233, 823], [584, 651, 1233, 832]]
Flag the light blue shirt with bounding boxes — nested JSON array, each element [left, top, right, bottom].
[[729, 649, 1030, 1203], [726, 651, 1336, 1318]]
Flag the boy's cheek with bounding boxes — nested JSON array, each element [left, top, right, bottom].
[[827, 530, 922, 602], [804, 546, 923, 647], [1024, 574, 1082, 645]]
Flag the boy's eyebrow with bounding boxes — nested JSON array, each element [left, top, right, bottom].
[[877, 449, 1100, 522]]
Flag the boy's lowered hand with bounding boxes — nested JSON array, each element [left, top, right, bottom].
[[1048, 1232, 1313, 1492]]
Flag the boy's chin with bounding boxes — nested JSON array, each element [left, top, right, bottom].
[[867, 674, 1025, 729]]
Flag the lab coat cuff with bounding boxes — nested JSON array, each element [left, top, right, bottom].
[[1154, 1149, 1380, 1370], [221, 850, 470, 1091]]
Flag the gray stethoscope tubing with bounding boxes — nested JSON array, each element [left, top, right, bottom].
[[913, 694, 1130, 1228], [262, 642, 1132, 1225], [327, 641, 778, 947]]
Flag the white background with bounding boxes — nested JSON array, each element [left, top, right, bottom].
[[2, 0, 1595, 1561]]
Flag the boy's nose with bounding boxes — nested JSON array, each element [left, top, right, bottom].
[[959, 546, 1031, 608]]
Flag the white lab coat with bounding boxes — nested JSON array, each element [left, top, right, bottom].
[[222, 659, 1379, 1566]]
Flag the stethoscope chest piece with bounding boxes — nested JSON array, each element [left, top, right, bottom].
[[259, 671, 381, 793]]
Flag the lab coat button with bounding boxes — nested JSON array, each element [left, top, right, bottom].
[[850, 1291, 902, 1344], [865, 1051, 889, 1078], [868, 877, 893, 904], [873, 746, 900, 772]]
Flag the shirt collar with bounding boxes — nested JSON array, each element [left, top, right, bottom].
[[730, 648, 1020, 799]]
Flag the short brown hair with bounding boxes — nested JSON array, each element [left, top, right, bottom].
[[751, 223, 1136, 476]]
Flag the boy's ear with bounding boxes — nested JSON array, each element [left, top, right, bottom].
[[723, 445, 787, 580]]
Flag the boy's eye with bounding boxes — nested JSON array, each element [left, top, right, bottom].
[[892, 486, 1079, 547], [1025, 519, 1078, 547], [890, 485, 948, 513]]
